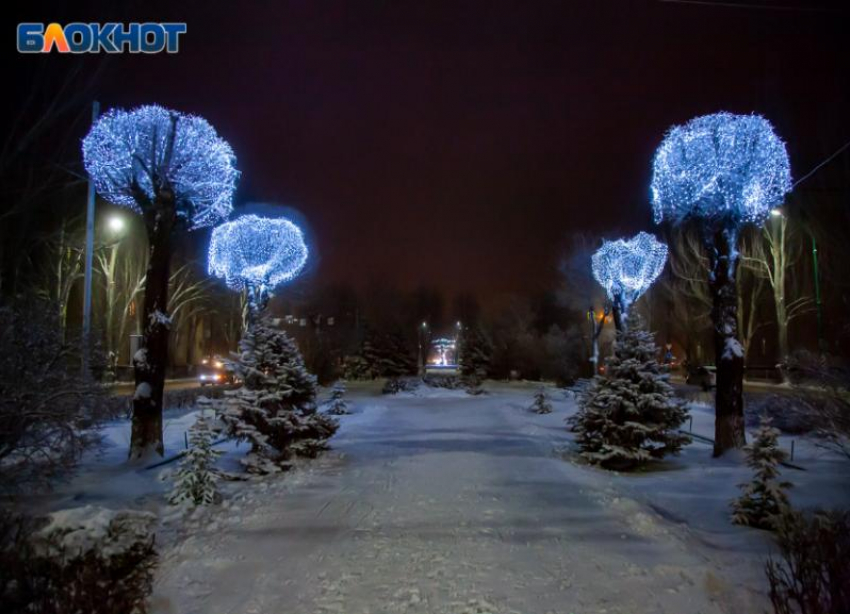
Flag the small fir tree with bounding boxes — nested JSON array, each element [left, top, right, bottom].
[[169, 413, 221, 506], [458, 324, 492, 389], [531, 387, 552, 414], [731, 417, 792, 530], [568, 312, 690, 469], [326, 380, 350, 415], [222, 315, 338, 473]]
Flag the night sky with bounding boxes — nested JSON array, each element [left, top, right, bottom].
[[10, 0, 850, 299]]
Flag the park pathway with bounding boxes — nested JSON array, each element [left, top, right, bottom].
[[152, 385, 760, 614]]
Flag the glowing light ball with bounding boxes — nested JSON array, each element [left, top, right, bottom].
[[83, 105, 238, 229], [592, 232, 668, 307], [208, 214, 308, 293], [651, 112, 791, 227]]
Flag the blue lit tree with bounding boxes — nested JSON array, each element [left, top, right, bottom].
[[651, 112, 791, 456], [591, 232, 668, 331], [208, 214, 337, 472], [83, 105, 238, 458]]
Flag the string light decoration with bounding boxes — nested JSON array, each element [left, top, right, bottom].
[[208, 214, 308, 309], [651, 112, 791, 226], [82, 105, 238, 229], [591, 232, 668, 313]]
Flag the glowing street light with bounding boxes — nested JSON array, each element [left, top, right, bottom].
[[107, 215, 126, 233]]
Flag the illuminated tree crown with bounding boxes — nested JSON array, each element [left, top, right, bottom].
[[651, 112, 791, 227], [208, 214, 308, 294], [592, 232, 668, 306], [82, 104, 238, 229]]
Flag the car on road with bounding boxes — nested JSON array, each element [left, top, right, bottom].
[[198, 357, 235, 387]]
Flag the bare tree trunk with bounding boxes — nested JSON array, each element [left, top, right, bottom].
[[707, 225, 746, 456], [611, 292, 625, 332], [130, 192, 175, 459]]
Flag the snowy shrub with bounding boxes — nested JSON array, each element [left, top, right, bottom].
[[568, 313, 690, 470], [531, 387, 552, 414], [169, 414, 222, 506], [325, 381, 350, 415], [0, 302, 108, 494], [0, 507, 157, 614], [731, 417, 792, 530], [222, 316, 338, 473], [382, 377, 421, 395], [765, 510, 850, 614], [784, 351, 850, 461], [422, 374, 464, 389]]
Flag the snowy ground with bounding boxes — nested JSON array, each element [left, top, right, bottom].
[[30, 381, 850, 614]]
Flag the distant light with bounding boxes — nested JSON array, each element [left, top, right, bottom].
[[421, 322, 427, 328], [456, 321, 461, 327], [107, 215, 125, 233], [770, 208, 783, 217]]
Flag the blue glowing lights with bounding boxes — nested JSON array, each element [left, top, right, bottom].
[[592, 232, 668, 308], [651, 112, 791, 227], [82, 105, 238, 229], [208, 214, 308, 293]]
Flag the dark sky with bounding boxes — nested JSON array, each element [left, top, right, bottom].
[[10, 0, 850, 299]]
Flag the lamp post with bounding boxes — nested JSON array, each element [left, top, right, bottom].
[[418, 321, 429, 376], [81, 100, 101, 371], [103, 215, 126, 372]]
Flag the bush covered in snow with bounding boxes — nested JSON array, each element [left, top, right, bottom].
[[766, 510, 850, 614], [169, 413, 222, 506], [531, 387, 552, 414], [784, 351, 850, 461], [568, 313, 690, 469], [0, 301, 109, 494], [324, 380, 350, 415], [731, 418, 792, 530], [222, 316, 338, 473], [0, 506, 157, 614], [382, 377, 421, 395]]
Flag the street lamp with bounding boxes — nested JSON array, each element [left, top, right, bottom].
[[107, 215, 126, 234]]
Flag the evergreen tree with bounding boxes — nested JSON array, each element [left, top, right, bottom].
[[169, 413, 221, 506], [222, 315, 338, 473], [360, 329, 416, 378], [731, 417, 792, 530], [531, 387, 552, 414], [568, 312, 690, 469], [325, 380, 350, 415], [458, 324, 492, 386]]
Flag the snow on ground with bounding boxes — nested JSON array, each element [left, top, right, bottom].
[[28, 382, 849, 614]]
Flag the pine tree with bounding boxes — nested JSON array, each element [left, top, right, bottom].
[[458, 324, 492, 389], [325, 380, 350, 415], [169, 413, 221, 506], [531, 386, 552, 414], [222, 315, 338, 473], [731, 417, 792, 530], [568, 312, 690, 469], [360, 329, 416, 378]]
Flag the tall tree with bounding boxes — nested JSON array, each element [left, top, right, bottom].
[[591, 232, 668, 332], [83, 105, 238, 458], [651, 112, 792, 456]]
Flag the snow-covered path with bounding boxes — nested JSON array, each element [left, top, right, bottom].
[[152, 385, 762, 614]]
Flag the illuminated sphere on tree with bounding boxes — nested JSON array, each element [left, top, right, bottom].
[[208, 214, 308, 307], [592, 232, 668, 329], [651, 112, 791, 227], [82, 105, 238, 229], [650, 111, 792, 457], [82, 104, 238, 460]]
